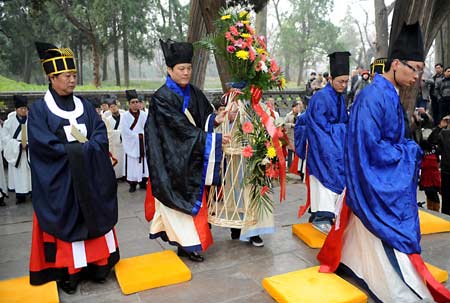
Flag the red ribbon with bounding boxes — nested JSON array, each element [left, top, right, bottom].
[[250, 85, 286, 201]]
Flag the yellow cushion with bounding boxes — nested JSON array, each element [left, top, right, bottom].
[[425, 262, 448, 283], [0, 276, 59, 303], [262, 266, 367, 303], [419, 210, 450, 235], [292, 223, 326, 248], [114, 250, 191, 295]]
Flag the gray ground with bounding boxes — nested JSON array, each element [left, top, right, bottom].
[[0, 176, 449, 303]]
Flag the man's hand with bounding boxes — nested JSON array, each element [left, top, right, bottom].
[[215, 110, 228, 125], [222, 134, 231, 145], [440, 116, 449, 129]]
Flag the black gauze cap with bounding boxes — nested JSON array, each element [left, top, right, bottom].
[[13, 95, 28, 108], [125, 89, 138, 101], [328, 51, 351, 78], [160, 39, 193, 68], [388, 22, 425, 62], [35, 41, 77, 75]]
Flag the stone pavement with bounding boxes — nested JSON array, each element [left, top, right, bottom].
[[0, 177, 449, 303]]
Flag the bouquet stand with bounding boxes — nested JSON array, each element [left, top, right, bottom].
[[207, 100, 257, 228]]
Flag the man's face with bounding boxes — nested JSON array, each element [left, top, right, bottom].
[[444, 68, 450, 79], [168, 63, 192, 87], [16, 107, 28, 118], [129, 98, 140, 112], [138, 101, 145, 110], [50, 72, 77, 96], [101, 103, 109, 111], [435, 65, 443, 75], [393, 59, 424, 88], [331, 75, 349, 93], [293, 104, 300, 114], [110, 104, 119, 114]]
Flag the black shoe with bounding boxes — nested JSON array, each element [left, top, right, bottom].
[[177, 248, 204, 262], [139, 182, 147, 190], [0, 197, 6, 207], [418, 201, 426, 208], [128, 183, 137, 193], [58, 280, 78, 295], [230, 228, 241, 240], [249, 235, 264, 247], [16, 196, 26, 204]]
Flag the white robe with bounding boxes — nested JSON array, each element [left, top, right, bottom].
[[309, 174, 344, 215], [2, 114, 32, 194], [121, 110, 148, 182], [104, 114, 124, 179]]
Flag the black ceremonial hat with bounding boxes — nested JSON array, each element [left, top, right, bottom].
[[35, 42, 77, 75], [388, 22, 424, 62], [160, 39, 193, 68], [328, 51, 351, 78], [13, 95, 28, 108], [125, 89, 138, 101], [370, 58, 387, 75]]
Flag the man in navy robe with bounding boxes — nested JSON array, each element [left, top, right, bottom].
[[318, 23, 450, 302], [28, 42, 119, 294], [295, 52, 350, 234], [145, 39, 230, 262]]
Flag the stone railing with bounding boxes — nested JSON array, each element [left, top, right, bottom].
[[0, 89, 307, 121]]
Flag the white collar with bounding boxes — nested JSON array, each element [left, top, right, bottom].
[[44, 90, 84, 124]]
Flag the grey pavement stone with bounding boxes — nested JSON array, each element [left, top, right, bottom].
[[1, 181, 449, 303]]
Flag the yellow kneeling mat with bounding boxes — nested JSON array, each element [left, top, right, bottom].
[[425, 262, 448, 283], [419, 210, 450, 235], [0, 276, 58, 303], [292, 223, 326, 248], [115, 250, 191, 295], [263, 266, 367, 303]]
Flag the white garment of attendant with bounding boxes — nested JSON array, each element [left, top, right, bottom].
[[104, 113, 124, 179], [121, 110, 148, 182], [309, 174, 344, 215], [340, 213, 433, 302], [2, 114, 32, 194]]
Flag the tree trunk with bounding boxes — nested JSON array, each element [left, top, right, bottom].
[[92, 37, 101, 87], [187, 0, 208, 89], [374, 0, 390, 58], [79, 44, 84, 85], [113, 16, 121, 86], [122, 12, 130, 87], [435, 18, 450, 66], [284, 58, 291, 82], [102, 52, 108, 81], [390, 0, 450, 127], [199, 0, 230, 92], [255, 5, 267, 38], [297, 56, 305, 87], [22, 49, 32, 84]]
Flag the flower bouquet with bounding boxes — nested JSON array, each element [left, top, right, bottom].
[[201, 4, 286, 223]]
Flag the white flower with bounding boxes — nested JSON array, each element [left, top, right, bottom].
[[261, 157, 271, 165]]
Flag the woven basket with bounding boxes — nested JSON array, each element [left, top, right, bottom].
[[207, 101, 257, 228]]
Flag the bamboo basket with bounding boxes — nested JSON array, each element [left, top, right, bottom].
[[207, 100, 257, 228]]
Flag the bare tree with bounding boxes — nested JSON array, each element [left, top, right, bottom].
[[435, 18, 450, 66], [374, 0, 395, 58]]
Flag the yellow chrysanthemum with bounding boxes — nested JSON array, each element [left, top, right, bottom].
[[239, 11, 248, 18], [236, 50, 249, 60], [279, 77, 286, 89], [266, 146, 276, 159], [240, 33, 252, 38], [221, 15, 231, 20], [241, 20, 250, 25], [256, 48, 267, 55]]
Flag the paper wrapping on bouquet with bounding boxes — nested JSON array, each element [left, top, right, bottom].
[[250, 85, 286, 201]]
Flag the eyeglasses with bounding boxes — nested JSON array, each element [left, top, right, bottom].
[[400, 61, 424, 76]]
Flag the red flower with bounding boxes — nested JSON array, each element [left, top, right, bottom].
[[225, 32, 235, 43], [265, 163, 279, 178], [248, 48, 256, 61], [242, 145, 253, 158], [227, 45, 236, 53], [242, 121, 254, 134], [260, 185, 269, 196], [229, 25, 239, 36]]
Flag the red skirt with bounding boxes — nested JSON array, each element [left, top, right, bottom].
[[29, 213, 120, 285]]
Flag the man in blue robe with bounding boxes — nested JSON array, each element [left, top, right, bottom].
[[318, 23, 450, 302], [28, 42, 119, 294], [296, 52, 350, 234]]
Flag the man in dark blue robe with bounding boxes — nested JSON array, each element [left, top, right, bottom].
[[318, 23, 450, 302], [295, 52, 350, 234], [28, 42, 119, 294]]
